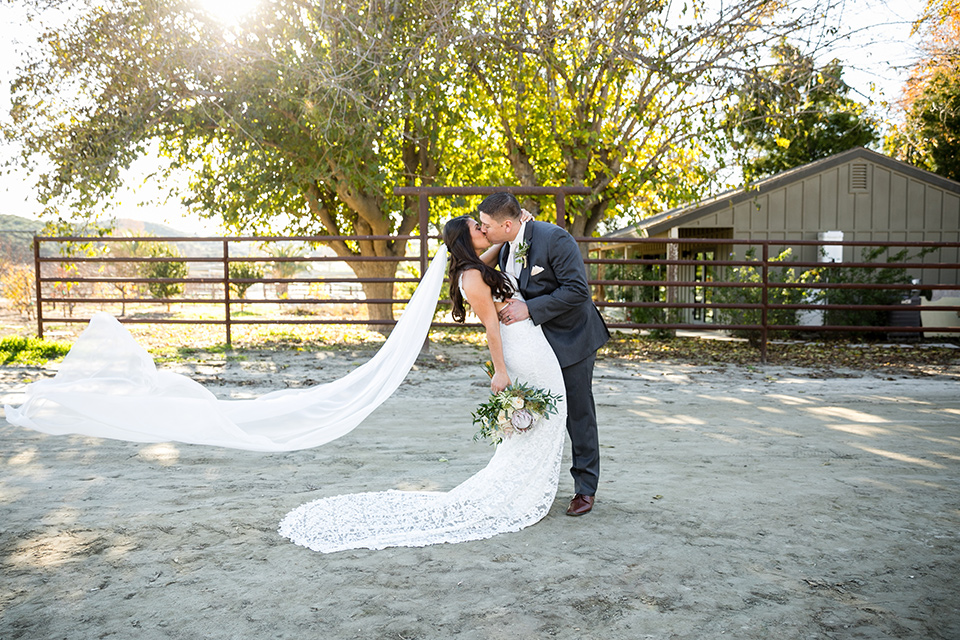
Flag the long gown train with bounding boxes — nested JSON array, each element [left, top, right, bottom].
[[278, 318, 567, 552], [3, 249, 450, 451]]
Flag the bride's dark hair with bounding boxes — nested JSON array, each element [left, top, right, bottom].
[[442, 215, 513, 323]]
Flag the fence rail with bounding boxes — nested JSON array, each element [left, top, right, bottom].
[[31, 233, 431, 346], [24, 232, 960, 360], [590, 236, 960, 360]]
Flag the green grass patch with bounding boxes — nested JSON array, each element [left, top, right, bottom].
[[0, 335, 72, 365]]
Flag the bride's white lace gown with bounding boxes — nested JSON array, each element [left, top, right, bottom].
[[278, 317, 567, 553], [4, 247, 569, 553]]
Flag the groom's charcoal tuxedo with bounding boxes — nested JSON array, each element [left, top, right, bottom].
[[499, 220, 609, 496]]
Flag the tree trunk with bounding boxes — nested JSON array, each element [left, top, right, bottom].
[[303, 184, 410, 331], [351, 259, 404, 333]]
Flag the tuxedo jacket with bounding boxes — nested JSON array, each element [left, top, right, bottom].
[[499, 220, 609, 368]]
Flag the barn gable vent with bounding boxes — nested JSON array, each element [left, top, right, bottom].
[[849, 163, 869, 193]]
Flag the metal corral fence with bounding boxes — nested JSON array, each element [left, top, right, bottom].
[[589, 237, 960, 361], [30, 186, 592, 346], [30, 231, 960, 358], [31, 233, 430, 346]]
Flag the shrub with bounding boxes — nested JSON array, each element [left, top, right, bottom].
[[140, 243, 189, 310], [0, 335, 71, 365], [228, 262, 265, 299], [810, 246, 933, 337], [713, 248, 806, 345], [0, 264, 36, 318], [603, 262, 675, 340]]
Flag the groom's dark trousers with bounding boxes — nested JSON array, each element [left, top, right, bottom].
[[501, 219, 609, 497], [562, 352, 600, 496]]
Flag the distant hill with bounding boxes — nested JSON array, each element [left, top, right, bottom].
[[113, 218, 195, 238], [112, 218, 227, 257], [0, 214, 43, 233], [1, 214, 199, 237], [0, 215, 220, 263], [0, 215, 43, 263]]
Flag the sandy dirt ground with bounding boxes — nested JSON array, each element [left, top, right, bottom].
[[1, 337, 959, 640]]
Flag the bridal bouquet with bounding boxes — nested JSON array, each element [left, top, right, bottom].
[[473, 363, 560, 445]]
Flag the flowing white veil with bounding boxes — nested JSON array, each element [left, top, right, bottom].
[[4, 247, 449, 452]]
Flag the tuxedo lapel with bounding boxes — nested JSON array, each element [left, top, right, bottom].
[[498, 242, 510, 272]]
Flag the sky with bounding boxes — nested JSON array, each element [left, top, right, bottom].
[[0, 0, 928, 235]]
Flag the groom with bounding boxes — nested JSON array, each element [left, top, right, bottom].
[[478, 193, 609, 517]]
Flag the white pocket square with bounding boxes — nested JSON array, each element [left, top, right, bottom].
[[531, 265, 545, 276]]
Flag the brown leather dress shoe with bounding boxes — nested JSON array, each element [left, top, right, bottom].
[[565, 494, 595, 516]]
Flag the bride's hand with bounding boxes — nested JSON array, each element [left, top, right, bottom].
[[491, 370, 510, 394], [520, 208, 535, 223]]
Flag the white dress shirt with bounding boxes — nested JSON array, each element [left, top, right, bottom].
[[507, 220, 528, 278]]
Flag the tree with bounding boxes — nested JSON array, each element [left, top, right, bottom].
[[228, 261, 264, 309], [896, 72, 960, 180], [455, 0, 836, 236], [36, 219, 110, 317], [105, 235, 153, 316], [0, 265, 36, 318], [712, 247, 807, 346], [141, 243, 188, 310], [886, 0, 960, 180], [5, 0, 461, 324], [6, 0, 842, 298], [725, 40, 879, 182], [263, 243, 306, 299]]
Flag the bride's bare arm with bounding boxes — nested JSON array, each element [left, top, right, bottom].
[[478, 243, 503, 267], [460, 270, 510, 393]]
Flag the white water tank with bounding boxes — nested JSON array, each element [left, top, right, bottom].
[[818, 230, 844, 263], [798, 231, 844, 326]]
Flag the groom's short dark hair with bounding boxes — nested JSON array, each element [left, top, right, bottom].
[[478, 192, 521, 221]]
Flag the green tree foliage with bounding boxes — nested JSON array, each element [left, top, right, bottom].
[[228, 262, 265, 300], [140, 243, 188, 309], [6, 0, 837, 297], [602, 262, 674, 339], [712, 248, 808, 346], [895, 72, 960, 181], [713, 246, 932, 344], [885, 0, 960, 180], [812, 247, 933, 334], [725, 40, 879, 182], [458, 0, 831, 235], [37, 219, 112, 316], [6, 0, 460, 322]]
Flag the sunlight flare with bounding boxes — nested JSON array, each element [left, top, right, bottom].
[[196, 0, 260, 25]]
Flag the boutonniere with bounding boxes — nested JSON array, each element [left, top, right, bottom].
[[515, 241, 530, 268]]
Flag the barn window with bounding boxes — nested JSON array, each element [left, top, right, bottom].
[[849, 163, 869, 192]]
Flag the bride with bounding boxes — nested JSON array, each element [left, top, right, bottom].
[[278, 215, 567, 552], [4, 215, 567, 553]]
